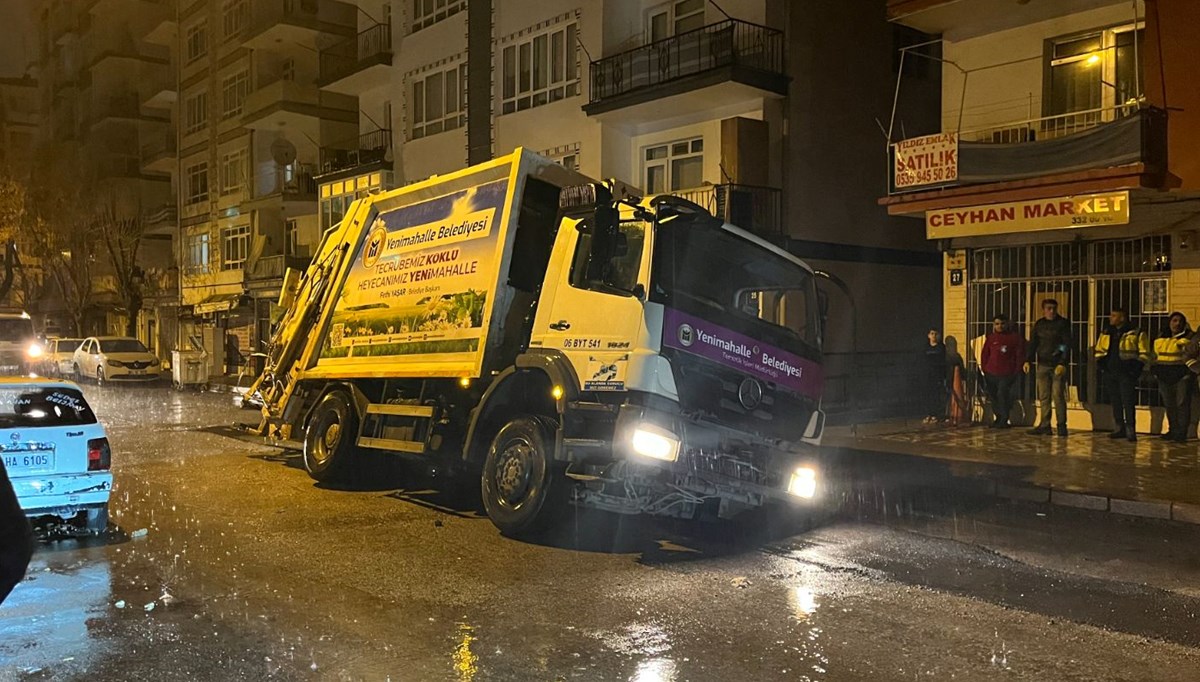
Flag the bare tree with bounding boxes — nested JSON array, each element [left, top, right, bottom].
[[0, 172, 28, 303], [94, 190, 147, 338]]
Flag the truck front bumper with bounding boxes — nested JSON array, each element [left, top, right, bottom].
[[570, 401, 824, 517]]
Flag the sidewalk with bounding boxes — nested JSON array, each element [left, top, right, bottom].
[[823, 419, 1200, 523]]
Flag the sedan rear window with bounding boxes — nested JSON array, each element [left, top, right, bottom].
[[0, 387, 97, 427], [100, 339, 149, 353]]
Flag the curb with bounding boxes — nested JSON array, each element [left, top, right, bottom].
[[935, 475, 1193, 525]]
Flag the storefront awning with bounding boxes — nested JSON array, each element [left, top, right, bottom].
[[194, 293, 243, 315]]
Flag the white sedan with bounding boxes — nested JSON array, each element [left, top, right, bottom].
[[72, 336, 162, 385], [1, 378, 111, 533]]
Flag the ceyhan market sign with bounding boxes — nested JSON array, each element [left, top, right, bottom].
[[926, 191, 1130, 239]]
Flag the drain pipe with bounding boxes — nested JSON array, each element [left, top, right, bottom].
[[814, 270, 859, 436]]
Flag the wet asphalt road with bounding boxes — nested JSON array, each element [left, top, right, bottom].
[[2, 386, 1199, 681]]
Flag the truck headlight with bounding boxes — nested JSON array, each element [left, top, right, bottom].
[[788, 466, 818, 499], [631, 424, 680, 463], [25, 343, 44, 359]]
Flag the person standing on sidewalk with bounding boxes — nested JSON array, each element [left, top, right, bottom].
[[1025, 299, 1072, 436], [1095, 307, 1150, 442], [980, 314, 1027, 428], [1151, 311, 1193, 442], [923, 329, 948, 424]]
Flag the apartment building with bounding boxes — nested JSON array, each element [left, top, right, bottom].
[[175, 0, 359, 369], [310, 0, 939, 415], [33, 0, 177, 351], [883, 0, 1200, 431]]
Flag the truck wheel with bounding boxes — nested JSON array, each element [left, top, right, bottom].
[[303, 391, 360, 483], [85, 506, 109, 534], [481, 417, 567, 537]]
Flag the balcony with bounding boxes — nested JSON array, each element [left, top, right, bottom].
[[142, 81, 178, 110], [671, 184, 783, 239], [243, 0, 356, 52], [583, 19, 787, 123], [318, 128, 392, 177], [883, 105, 1168, 214], [887, 0, 1125, 37], [241, 79, 357, 136], [318, 23, 392, 94], [143, 203, 178, 237], [89, 94, 171, 127], [245, 163, 319, 210], [140, 133, 177, 175], [245, 254, 312, 286]]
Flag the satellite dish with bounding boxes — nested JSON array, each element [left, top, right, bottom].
[[270, 137, 297, 166]]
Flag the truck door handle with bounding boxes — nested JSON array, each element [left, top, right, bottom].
[[549, 320, 571, 331]]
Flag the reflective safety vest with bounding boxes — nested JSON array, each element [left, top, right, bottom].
[[1094, 327, 1150, 363], [1153, 332, 1191, 365]]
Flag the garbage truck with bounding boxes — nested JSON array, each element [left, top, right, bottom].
[[250, 148, 829, 536]]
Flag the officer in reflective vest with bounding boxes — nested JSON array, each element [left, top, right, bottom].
[[1094, 307, 1150, 441], [1152, 311, 1194, 442]]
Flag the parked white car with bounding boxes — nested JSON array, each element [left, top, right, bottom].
[[73, 337, 162, 385], [1, 378, 111, 533], [40, 337, 84, 377]]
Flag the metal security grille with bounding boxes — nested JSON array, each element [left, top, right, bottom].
[[967, 237, 1171, 410]]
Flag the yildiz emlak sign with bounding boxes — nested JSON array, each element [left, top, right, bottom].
[[925, 191, 1130, 239]]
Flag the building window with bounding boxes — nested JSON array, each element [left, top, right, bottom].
[[647, 0, 705, 41], [185, 162, 209, 205], [221, 225, 250, 270], [184, 91, 208, 135], [643, 137, 703, 194], [1047, 26, 1144, 122], [223, 0, 248, 41], [185, 21, 208, 63], [411, 0, 464, 33], [542, 143, 581, 173], [411, 64, 465, 140], [285, 219, 299, 256], [185, 233, 210, 275], [222, 70, 250, 120], [220, 149, 248, 196], [501, 22, 578, 115]]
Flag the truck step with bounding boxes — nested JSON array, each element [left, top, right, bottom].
[[366, 403, 435, 418], [357, 436, 426, 454]]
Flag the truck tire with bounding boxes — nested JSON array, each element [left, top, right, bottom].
[[481, 417, 568, 537], [303, 391, 360, 483]]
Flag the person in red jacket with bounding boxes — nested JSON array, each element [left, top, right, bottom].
[[980, 314, 1027, 428]]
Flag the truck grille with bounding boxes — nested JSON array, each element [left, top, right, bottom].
[[665, 348, 810, 442], [687, 448, 771, 487]]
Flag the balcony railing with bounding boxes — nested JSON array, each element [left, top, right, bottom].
[[319, 23, 392, 85], [589, 19, 785, 105], [671, 184, 783, 238], [959, 101, 1144, 144], [246, 254, 312, 282], [320, 128, 392, 175]]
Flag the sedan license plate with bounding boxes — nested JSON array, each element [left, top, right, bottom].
[[131, 369, 144, 375], [2, 451, 55, 473]]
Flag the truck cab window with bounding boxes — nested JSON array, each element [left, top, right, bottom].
[[569, 222, 645, 295]]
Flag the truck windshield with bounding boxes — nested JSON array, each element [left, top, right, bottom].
[[0, 318, 34, 343], [651, 221, 820, 349]]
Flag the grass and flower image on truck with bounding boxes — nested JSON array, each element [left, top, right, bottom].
[[323, 289, 488, 357]]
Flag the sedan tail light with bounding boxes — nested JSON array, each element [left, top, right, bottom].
[[88, 437, 111, 471]]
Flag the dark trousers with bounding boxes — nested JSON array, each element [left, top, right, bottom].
[[1104, 370, 1138, 433], [986, 374, 1019, 425], [1158, 375, 1193, 439], [925, 376, 946, 418]]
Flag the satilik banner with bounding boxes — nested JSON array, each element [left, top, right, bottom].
[[319, 178, 510, 363]]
